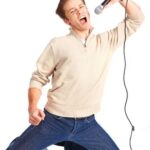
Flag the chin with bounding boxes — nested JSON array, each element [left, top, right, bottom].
[[82, 25, 91, 30]]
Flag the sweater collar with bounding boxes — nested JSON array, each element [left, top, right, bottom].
[[69, 27, 94, 42]]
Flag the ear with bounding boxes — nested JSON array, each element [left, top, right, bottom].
[[63, 18, 71, 25]]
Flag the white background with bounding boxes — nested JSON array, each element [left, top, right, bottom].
[[0, 0, 149, 150]]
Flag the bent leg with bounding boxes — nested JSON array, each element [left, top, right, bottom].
[[72, 118, 119, 150], [6, 123, 61, 150], [6, 111, 70, 150]]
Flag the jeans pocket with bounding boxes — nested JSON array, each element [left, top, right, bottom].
[[84, 115, 95, 123], [52, 115, 64, 120], [44, 109, 64, 120]]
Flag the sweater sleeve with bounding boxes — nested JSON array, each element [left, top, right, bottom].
[[29, 40, 56, 90], [98, 7, 145, 52]]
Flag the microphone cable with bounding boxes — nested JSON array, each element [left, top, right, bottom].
[[122, 0, 135, 149]]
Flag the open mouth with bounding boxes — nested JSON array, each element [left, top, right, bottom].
[[80, 16, 87, 24]]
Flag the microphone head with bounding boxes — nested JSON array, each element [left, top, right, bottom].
[[94, 5, 103, 15]]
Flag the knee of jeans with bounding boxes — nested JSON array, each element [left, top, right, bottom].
[[6, 136, 20, 149]]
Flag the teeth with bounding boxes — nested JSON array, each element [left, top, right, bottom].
[[80, 16, 86, 19]]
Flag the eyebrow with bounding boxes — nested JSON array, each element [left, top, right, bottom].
[[67, 4, 85, 13], [68, 8, 76, 12]]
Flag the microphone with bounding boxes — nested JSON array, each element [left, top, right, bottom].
[[94, 0, 111, 15]]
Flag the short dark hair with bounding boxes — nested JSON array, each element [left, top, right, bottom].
[[56, 0, 86, 20]]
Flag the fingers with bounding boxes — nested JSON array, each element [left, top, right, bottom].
[[29, 117, 40, 126], [29, 109, 45, 126], [39, 110, 45, 120]]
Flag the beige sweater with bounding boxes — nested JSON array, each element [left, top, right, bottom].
[[29, 12, 144, 117]]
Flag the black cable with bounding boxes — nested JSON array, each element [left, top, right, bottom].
[[122, 0, 135, 150]]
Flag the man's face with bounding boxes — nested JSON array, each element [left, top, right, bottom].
[[63, 0, 91, 31]]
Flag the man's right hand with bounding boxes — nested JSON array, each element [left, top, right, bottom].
[[28, 108, 45, 126]]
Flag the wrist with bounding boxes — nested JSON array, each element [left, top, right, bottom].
[[28, 106, 37, 113]]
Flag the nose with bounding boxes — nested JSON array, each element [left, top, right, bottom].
[[76, 8, 82, 15]]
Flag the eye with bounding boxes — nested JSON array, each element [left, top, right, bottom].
[[70, 9, 76, 15], [71, 10, 75, 14], [79, 5, 85, 9]]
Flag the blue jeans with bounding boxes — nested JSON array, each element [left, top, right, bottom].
[[7, 109, 119, 150]]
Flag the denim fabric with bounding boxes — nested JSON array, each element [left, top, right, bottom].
[[7, 109, 119, 150], [56, 141, 87, 150], [64, 141, 87, 150]]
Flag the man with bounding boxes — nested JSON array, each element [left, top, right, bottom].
[[7, 0, 144, 149]]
